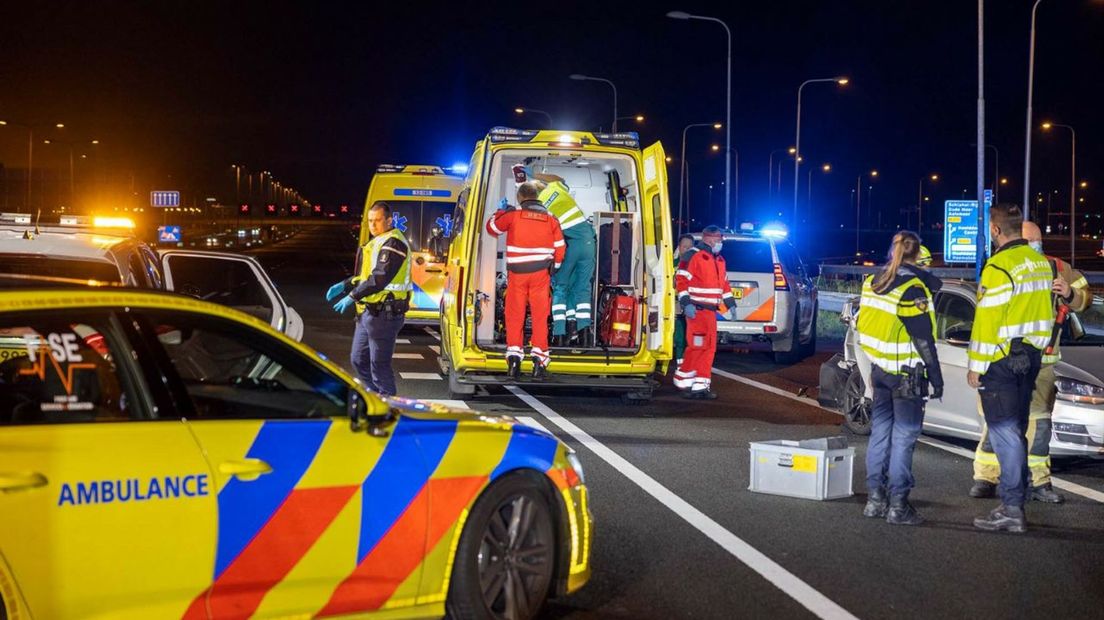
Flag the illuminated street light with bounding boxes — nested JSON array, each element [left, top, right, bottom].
[[514, 106, 553, 127], [1080, 181, 1088, 188], [1042, 120, 1078, 265], [792, 76, 849, 244], [669, 10, 733, 224], [822, 163, 832, 172], [918, 173, 939, 231], [711, 144, 720, 152]]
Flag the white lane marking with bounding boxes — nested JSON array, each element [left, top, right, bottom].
[[424, 399, 470, 409], [713, 367, 1104, 505], [428, 345, 440, 355], [424, 327, 441, 341], [506, 385, 857, 620], [392, 353, 424, 360], [399, 372, 442, 380], [917, 436, 1104, 504], [396, 338, 411, 344], [516, 415, 551, 434], [712, 367, 822, 409]]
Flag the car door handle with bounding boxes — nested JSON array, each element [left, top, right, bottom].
[[218, 459, 273, 481], [0, 471, 48, 492]]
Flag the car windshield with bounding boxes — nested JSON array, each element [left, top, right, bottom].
[[721, 239, 774, 273], [0, 256, 121, 284]]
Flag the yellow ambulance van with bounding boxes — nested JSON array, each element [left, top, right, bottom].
[[359, 165, 463, 324], [438, 128, 674, 403]]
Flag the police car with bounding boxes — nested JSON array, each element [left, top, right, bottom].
[[0, 213, 303, 340], [0, 288, 591, 619], [702, 225, 818, 363]]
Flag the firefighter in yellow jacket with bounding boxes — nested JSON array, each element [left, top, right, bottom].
[[971, 219, 1090, 504], [968, 204, 1055, 533]]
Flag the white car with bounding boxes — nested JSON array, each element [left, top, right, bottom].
[[819, 279, 1104, 457], [0, 214, 303, 341]]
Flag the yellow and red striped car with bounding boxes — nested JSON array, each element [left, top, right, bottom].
[[0, 289, 590, 619]]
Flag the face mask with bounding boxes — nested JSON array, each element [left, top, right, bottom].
[[711, 241, 724, 254], [1029, 241, 1043, 254]]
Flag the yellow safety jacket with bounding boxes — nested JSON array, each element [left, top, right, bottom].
[[540, 181, 587, 233], [968, 240, 1054, 374], [352, 227, 412, 313], [857, 274, 935, 375]]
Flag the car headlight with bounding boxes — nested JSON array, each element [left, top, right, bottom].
[[566, 448, 586, 486], [1055, 377, 1104, 405]]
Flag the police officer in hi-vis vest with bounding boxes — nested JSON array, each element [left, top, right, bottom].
[[968, 203, 1054, 533], [326, 201, 412, 396], [856, 231, 943, 526]]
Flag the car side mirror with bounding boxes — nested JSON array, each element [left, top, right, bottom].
[[348, 389, 396, 436]]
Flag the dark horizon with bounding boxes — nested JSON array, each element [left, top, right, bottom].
[[1, 1, 1100, 258]]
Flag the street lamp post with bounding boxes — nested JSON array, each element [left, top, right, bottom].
[[855, 170, 878, 255], [0, 120, 64, 212], [793, 77, 848, 244], [1022, 0, 1045, 220], [679, 122, 721, 237], [568, 74, 618, 132], [668, 11, 733, 226], [514, 107, 553, 127], [43, 137, 99, 209], [768, 147, 796, 208], [1043, 122, 1077, 266], [917, 174, 939, 231]]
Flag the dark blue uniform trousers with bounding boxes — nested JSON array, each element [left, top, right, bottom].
[[351, 310, 405, 396]]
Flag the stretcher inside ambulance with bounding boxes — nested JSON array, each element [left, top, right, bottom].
[[359, 165, 462, 325], [438, 129, 674, 401]]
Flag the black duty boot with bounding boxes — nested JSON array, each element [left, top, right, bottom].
[[969, 480, 996, 499], [531, 363, 548, 381], [863, 488, 888, 518], [682, 389, 718, 400], [1031, 483, 1065, 504], [506, 357, 521, 381], [885, 495, 924, 526], [973, 504, 1027, 533]]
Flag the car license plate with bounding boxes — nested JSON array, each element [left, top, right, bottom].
[[730, 287, 743, 299]]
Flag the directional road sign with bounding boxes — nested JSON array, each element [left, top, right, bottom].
[[151, 191, 180, 208]]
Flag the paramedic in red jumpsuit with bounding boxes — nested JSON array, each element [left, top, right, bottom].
[[486, 181, 565, 380], [673, 225, 737, 399]]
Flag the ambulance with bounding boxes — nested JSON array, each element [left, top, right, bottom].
[[438, 127, 675, 402], [359, 164, 463, 324]]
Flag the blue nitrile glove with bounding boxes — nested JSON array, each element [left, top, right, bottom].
[[325, 280, 346, 301], [683, 303, 697, 320], [333, 296, 355, 314], [498, 197, 509, 210], [523, 165, 534, 177]]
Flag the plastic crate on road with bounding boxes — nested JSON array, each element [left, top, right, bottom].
[[749, 436, 854, 501]]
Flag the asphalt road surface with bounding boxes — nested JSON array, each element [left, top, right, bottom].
[[249, 226, 1104, 620]]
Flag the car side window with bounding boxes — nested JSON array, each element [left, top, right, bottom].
[[163, 255, 274, 323], [774, 242, 804, 277], [0, 312, 136, 425], [934, 293, 975, 340], [140, 248, 164, 289], [451, 187, 469, 244], [127, 253, 150, 288], [139, 310, 348, 421]]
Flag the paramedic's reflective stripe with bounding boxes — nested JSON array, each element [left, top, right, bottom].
[[676, 269, 693, 280], [507, 245, 555, 253], [506, 346, 524, 359], [555, 205, 587, 230], [488, 219, 504, 235], [978, 290, 1013, 307], [997, 320, 1053, 341], [689, 296, 721, 305], [1072, 276, 1089, 289], [689, 286, 724, 294], [531, 347, 550, 365], [552, 304, 567, 321], [509, 254, 555, 264], [688, 286, 724, 305], [673, 368, 697, 389], [969, 342, 1000, 357], [612, 322, 631, 332], [576, 302, 592, 320], [553, 239, 566, 248]]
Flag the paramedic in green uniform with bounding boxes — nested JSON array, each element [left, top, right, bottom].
[[526, 165, 597, 343]]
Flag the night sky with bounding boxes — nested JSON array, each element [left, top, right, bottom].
[[1, 1, 1100, 257]]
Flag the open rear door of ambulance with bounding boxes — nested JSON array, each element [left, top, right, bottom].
[[640, 141, 675, 362]]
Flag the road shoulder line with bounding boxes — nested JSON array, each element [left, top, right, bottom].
[[506, 385, 857, 620]]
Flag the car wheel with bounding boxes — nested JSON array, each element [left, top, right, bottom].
[[841, 370, 872, 435], [446, 473, 557, 620], [799, 303, 818, 356]]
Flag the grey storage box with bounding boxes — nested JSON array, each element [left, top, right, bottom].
[[748, 436, 854, 501]]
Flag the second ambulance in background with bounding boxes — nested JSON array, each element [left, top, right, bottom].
[[359, 164, 463, 324]]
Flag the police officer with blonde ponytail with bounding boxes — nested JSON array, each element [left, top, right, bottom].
[[857, 231, 943, 525]]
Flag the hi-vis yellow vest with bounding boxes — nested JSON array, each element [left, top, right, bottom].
[[968, 242, 1054, 374], [540, 181, 586, 232], [857, 274, 934, 375], [353, 228, 411, 311]]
